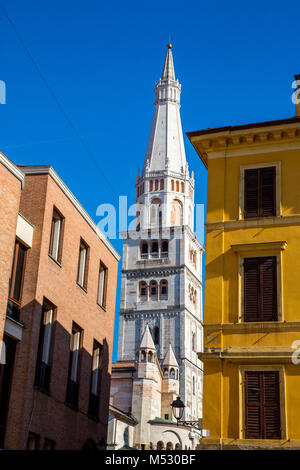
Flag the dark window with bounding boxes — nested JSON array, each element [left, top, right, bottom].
[[88, 341, 102, 420], [139, 281, 147, 298], [141, 242, 148, 258], [34, 300, 55, 393], [244, 167, 276, 219], [77, 239, 89, 289], [150, 281, 158, 297], [154, 326, 159, 345], [164, 414, 169, 420], [245, 371, 281, 439], [0, 335, 17, 447], [49, 207, 64, 263], [6, 240, 27, 321], [97, 262, 107, 308], [160, 280, 168, 297], [27, 432, 40, 450], [66, 323, 83, 408], [244, 257, 277, 322], [43, 438, 55, 450], [161, 240, 168, 257]]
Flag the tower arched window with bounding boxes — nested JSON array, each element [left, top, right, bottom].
[[149, 180, 153, 191], [139, 281, 147, 298], [170, 368, 175, 379], [151, 241, 159, 258], [141, 350, 146, 362], [171, 180, 174, 191], [141, 241, 148, 259], [176, 180, 179, 192], [148, 351, 153, 362], [192, 376, 196, 395], [160, 179, 164, 190], [150, 198, 161, 228], [160, 280, 168, 298], [155, 179, 159, 191], [161, 240, 168, 257], [150, 280, 158, 299], [192, 332, 196, 352], [163, 368, 168, 378], [181, 182, 185, 193], [170, 200, 183, 226]]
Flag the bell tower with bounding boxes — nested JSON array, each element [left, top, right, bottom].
[[118, 44, 204, 421]]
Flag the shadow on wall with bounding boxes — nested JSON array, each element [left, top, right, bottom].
[[0, 298, 111, 450]]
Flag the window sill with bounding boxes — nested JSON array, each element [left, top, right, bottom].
[[97, 303, 106, 312], [48, 254, 62, 268], [88, 413, 99, 423], [76, 282, 87, 294], [64, 401, 79, 412]]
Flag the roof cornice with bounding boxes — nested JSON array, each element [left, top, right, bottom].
[[0, 151, 25, 187], [18, 165, 120, 261]]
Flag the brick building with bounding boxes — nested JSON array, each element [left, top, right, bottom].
[[0, 155, 120, 450]]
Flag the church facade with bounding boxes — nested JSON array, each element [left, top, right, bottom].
[[108, 44, 203, 450]]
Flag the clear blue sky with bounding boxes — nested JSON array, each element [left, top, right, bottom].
[[1, 0, 299, 361]]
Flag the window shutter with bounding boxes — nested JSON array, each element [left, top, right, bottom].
[[245, 371, 262, 438], [261, 167, 276, 217], [244, 258, 259, 322], [245, 371, 281, 439], [263, 371, 281, 439], [244, 169, 259, 218], [261, 257, 277, 321]]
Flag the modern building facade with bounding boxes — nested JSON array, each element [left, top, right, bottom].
[[109, 44, 204, 449], [188, 78, 300, 449], [0, 157, 120, 449]]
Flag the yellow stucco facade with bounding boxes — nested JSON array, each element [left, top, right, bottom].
[[188, 115, 300, 449]]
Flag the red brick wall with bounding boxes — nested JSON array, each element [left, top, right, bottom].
[[5, 172, 118, 449], [0, 163, 22, 342]]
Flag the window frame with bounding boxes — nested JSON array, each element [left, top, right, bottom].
[[76, 238, 89, 291], [48, 206, 64, 264], [239, 365, 286, 440], [7, 239, 27, 320], [66, 323, 83, 408], [97, 261, 108, 309], [88, 341, 102, 420], [239, 162, 281, 220]]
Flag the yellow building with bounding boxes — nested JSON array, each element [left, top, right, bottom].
[[187, 83, 300, 449]]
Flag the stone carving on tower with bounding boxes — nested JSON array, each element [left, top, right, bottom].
[[118, 43, 204, 422]]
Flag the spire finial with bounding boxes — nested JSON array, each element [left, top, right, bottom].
[[167, 42, 172, 49]]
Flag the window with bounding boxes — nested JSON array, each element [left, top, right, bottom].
[[171, 180, 174, 191], [139, 281, 147, 298], [149, 180, 153, 191], [161, 240, 168, 257], [245, 371, 281, 439], [160, 179, 164, 190], [6, 240, 27, 320], [150, 198, 161, 227], [49, 207, 64, 263], [154, 326, 159, 345], [181, 182, 185, 193], [66, 323, 82, 408], [77, 239, 89, 289], [192, 376, 196, 395], [27, 433, 39, 450], [244, 167, 276, 219], [34, 299, 55, 392], [88, 341, 102, 419], [244, 257, 277, 322], [151, 241, 159, 258], [141, 242, 148, 259], [176, 180, 179, 192], [155, 179, 159, 191], [170, 200, 182, 226], [192, 332, 196, 352], [160, 280, 168, 298], [164, 414, 169, 420], [170, 368, 175, 379], [97, 262, 107, 308], [150, 281, 158, 298], [43, 439, 55, 450]]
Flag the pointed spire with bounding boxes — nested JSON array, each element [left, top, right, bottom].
[[139, 325, 156, 350], [162, 343, 179, 367], [162, 43, 175, 81]]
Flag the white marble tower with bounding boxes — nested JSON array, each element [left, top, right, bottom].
[[118, 44, 203, 421]]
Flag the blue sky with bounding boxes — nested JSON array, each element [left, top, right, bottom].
[[1, 0, 299, 361]]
